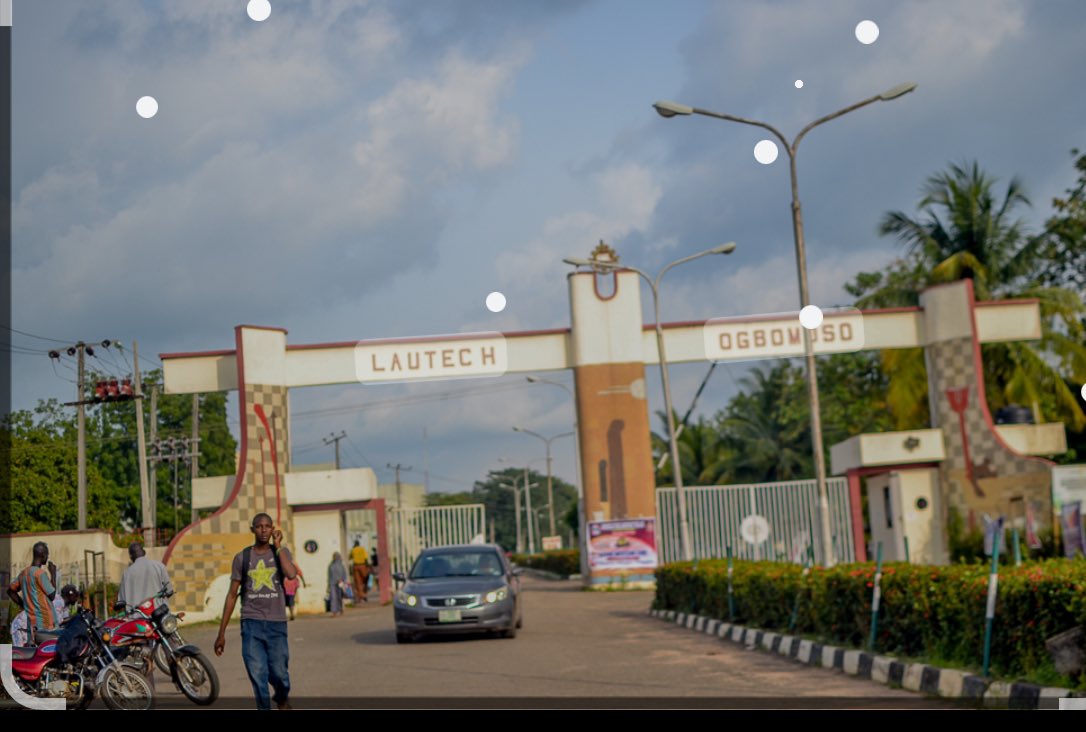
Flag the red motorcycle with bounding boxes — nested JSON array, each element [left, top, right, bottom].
[[7, 607, 153, 710], [104, 584, 219, 705]]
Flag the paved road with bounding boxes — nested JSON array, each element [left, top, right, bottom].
[[130, 577, 962, 709]]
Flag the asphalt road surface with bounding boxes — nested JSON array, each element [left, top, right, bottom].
[[130, 577, 962, 710]]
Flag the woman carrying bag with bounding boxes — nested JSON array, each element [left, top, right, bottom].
[[327, 552, 348, 616]]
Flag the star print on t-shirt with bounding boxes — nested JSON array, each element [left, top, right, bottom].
[[248, 559, 277, 592]]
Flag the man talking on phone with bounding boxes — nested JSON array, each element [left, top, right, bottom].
[[214, 513, 299, 710]]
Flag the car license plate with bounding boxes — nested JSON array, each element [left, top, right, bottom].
[[438, 609, 462, 623]]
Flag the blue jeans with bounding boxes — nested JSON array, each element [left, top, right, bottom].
[[240, 619, 290, 710]]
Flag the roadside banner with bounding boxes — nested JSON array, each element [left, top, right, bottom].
[[587, 518, 657, 572]]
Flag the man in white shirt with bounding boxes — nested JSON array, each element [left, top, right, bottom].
[[118, 543, 173, 607]]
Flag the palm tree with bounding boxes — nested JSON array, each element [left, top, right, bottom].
[[848, 161, 1086, 432], [718, 364, 812, 483], [651, 411, 732, 487]]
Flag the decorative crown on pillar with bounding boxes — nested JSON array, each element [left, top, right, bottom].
[[589, 240, 620, 272]]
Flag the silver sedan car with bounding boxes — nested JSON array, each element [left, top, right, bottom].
[[392, 544, 523, 643]]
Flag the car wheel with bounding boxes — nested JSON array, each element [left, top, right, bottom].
[[501, 626, 517, 639], [515, 614, 523, 629], [395, 632, 413, 644]]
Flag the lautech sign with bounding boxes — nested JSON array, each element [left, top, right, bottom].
[[354, 334, 508, 383]]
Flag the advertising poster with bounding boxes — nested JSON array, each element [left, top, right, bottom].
[[587, 518, 657, 572]]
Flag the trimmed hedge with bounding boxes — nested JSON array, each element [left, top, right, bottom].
[[510, 549, 580, 578], [655, 558, 1086, 688]]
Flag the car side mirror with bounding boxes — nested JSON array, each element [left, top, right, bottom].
[[512, 568, 525, 577], [392, 572, 406, 584]]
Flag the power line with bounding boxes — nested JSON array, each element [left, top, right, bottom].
[[0, 325, 74, 344], [292, 380, 531, 421]]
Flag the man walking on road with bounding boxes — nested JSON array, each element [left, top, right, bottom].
[[215, 513, 299, 710]]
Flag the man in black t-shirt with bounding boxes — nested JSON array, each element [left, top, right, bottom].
[[214, 513, 299, 710]]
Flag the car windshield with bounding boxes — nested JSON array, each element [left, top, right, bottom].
[[410, 551, 504, 579]]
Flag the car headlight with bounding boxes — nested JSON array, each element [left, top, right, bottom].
[[160, 614, 179, 635], [396, 591, 418, 607], [485, 588, 509, 604]]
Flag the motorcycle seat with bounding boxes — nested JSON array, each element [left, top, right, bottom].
[[11, 646, 38, 660]]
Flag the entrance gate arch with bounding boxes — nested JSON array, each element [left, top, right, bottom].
[[159, 250, 1054, 610]]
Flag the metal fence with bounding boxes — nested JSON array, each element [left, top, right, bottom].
[[655, 478, 855, 566], [387, 504, 487, 575]]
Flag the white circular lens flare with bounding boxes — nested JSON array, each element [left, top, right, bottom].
[[486, 292, 507, 313], [855, 20, 880, 45], [1081, 383, 1086, 401], [799, 305, 824, 330], [136, 96, 158, 119], [753, 139, 779, 165], [247, 0, 272, 22], [795, 80, 804, 89]]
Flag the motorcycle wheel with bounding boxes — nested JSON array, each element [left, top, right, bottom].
[[171, 652, 220, 706], [99, 666, 154, 711], [152, 639, 174, 676]]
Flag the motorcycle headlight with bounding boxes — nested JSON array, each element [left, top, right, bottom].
[[396, 591, 417, 607], [160, 614, 179, 635], [485, 588, 509, 604]]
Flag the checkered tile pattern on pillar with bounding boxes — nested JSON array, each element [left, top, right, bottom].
[[166, 383, 293, 613], [926, 336, 1051, 526]]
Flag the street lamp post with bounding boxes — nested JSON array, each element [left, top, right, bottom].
[[526, 375, 587, 571], [652, 83, 916, 566], [564, 243, 738, 563], [497, 479, 524, 553], [513, 426, 573, 540]]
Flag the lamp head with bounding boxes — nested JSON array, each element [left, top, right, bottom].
[[711, 242, 737, 255], [879, 82, 918, 101], [563, 257, 592, 267], [653, 100, 694, 118]]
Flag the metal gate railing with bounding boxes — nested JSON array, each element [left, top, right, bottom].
[[655, 478, 854, 566], [388, 504, 487, 575]]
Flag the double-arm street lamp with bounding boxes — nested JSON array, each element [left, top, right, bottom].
[[564, 243, 738, 562], [513, 426, 574, 539], [652, 82, 917, 565]]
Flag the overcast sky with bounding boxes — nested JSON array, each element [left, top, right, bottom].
[[9, 0, 1086, 495]]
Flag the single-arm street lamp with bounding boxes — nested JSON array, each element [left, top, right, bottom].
[[651, 82, 916, 565], [564, 242, 738, 562]]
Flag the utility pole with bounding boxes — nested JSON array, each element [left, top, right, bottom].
[[423, 428, 430, 494], [149, 384, 158, 531], [133, 341, 152, 545], [152, 437, 200, 536], [191, 394, 200, 524], [324, 431, 346, 470], [387, 463, 411, 508], [77, 344, 86, 530], [53, 340, 112, 531]]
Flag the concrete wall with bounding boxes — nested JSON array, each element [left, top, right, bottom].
[[284, 467, 378, 506], [1, 530, 131, 586], [291, 511, 346, 614]]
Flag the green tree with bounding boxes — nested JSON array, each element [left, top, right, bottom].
[[1, 368, 237, 535], [718, 362, 812, 483], [469, 468, 577, 551], [1033, 149, 1086, 294], [847, 160, 1086, 433], [1, 410, 121, 533], [651, 411, 733, 487]]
